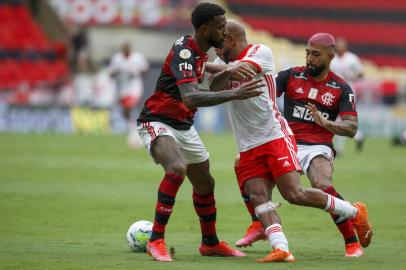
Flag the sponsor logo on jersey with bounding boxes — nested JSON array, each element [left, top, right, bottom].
[[293, 105, 329, 121], [308, 88, 318, 99], [326, 81, 340, 89], [179, 62, 193, 77], [321, 92, 335, 106], [179, 49, 192, 59], [178, 62, 193, 71], [295, 87, 304, 94], [283, 160, 291, 167], [247, 45, 260, 57], [294, 72, 307, 80]]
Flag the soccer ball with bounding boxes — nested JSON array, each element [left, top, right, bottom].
[[127, 220, 153, 252]]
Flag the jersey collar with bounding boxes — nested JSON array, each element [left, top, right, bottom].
[[307, 69, 334, 84], [235, 44, 253, 61]]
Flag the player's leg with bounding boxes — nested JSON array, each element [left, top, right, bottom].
[[274, 172, 372, 247], [244, 178, 295, 263], [308, 155, 363, 257], [234, 155, 258, 223], [271, 137, 372, 247], [234, 154, 268, 247], [137, 122, 187, 261], [187, 160, 245, 257]]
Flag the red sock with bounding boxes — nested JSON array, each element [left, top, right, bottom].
[[192, 191, 219, 246], [324, 186, 358, 244], [150, 173, 184, 242]]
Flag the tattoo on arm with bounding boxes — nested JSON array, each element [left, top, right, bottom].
[[324, 115, 358, 137]]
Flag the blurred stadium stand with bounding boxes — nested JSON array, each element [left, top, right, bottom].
[[225, 0, 406, 68], [0, 0, 70, 105], [0, 0, 405, 136]]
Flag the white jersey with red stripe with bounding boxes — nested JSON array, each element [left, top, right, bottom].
[[213, 44, 293, 152]]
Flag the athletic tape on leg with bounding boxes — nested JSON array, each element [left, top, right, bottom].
[[254, 201, 281, 217]]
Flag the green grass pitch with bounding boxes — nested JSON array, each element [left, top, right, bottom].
[[1, 133, 405, 269]]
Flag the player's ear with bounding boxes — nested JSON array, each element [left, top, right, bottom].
[[199, 24, 209, 37]]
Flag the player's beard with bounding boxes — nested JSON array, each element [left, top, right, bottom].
[[307, 63, 326, 77], [222, 49, 232, 64], [209, 37, 224, 49]]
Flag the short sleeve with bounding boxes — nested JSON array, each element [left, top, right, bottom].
[[169, 46, 198, 85], [275, 69, 291, 97], [339, 83, 358, 116], [240, 44, 275, 74]]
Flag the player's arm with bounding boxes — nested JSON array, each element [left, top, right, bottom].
[[275, 69, 291, 97], [179, 79, 264, 109], [209, 62, 257, 91], [305, 103, 358, 137]]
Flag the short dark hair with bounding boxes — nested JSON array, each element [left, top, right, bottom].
[[191, 3, 225, 29]]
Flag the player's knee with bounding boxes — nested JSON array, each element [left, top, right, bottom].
[[282, 187, 306, 205], [166, 162, 187, 177], [248, 190, 268, 205]]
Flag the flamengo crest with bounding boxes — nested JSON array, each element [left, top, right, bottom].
[[321, 92, 335, 106]]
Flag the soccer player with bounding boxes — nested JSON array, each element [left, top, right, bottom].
[[109, 42, 149, 149], [234, 32, 373, 257], [136, 3, 264, 262], [209, 23, 372, 262]]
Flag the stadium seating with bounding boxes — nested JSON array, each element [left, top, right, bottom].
[[225, 0, 406, 68], [0, 2, 69, 93]]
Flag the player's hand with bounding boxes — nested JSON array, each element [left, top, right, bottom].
[[305, 103, 327, 127], [233, 79, 265, 100], [226, 62, 257, 81]]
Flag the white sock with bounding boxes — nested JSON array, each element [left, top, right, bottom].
[[265, 224, 289, 252], [324, 194, 358, 219]]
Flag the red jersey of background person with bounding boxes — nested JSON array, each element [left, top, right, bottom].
[[138, 35, 208, 130], [276, 66, 357, 148]]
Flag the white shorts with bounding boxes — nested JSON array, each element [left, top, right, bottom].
[[297, 144, 334, 175], [137, 121, 209, 165]]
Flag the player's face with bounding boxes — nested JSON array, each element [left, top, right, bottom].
[[221, 34, 234, 63], [206, 15, 227, 49], [306, 45, 330, 77]]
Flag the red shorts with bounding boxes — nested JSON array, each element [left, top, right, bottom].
[[235, 135, 302, 189]]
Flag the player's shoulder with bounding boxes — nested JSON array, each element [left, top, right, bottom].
[[285, 66, 307, 79], [246, 44, 273, 58], [173, 35, 195, 53], [329, 71, 353, 92]]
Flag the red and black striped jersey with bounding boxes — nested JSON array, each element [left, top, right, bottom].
[[276, 66, 357, 147], [138, 35, 208, 130]]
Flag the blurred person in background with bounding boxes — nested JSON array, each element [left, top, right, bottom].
[[331, 37, 366, 154], [109, 42, 149, 149]]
